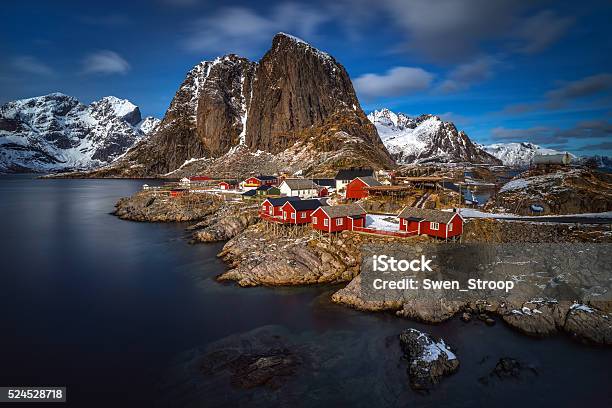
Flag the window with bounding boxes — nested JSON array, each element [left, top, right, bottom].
[[324, 218, 329, 226], [269, 207, 273, 215], [430, 222, 439, 230], [291, 213, 296, 220], [336, 218, 343, 226], [284, 212, 287, 220], [301, 212, 306, 219], [312, 217, 317, 224], [448, 223, 453, 232]]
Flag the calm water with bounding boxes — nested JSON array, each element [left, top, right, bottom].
[[0, 175, 610, 407]]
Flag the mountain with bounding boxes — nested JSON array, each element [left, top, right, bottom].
[[367, 108, 501, 165], [480, 142, 567, 166], [85, 33, 393, 178], [0, 93, 159, 173]]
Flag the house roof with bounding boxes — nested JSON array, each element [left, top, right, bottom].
[[283, 199, 323, 211], [312, 178, 335, 187], [334, 168, 374, 180], [355, 176, 382, 187], [282, 179, 317, 190], [249, 175, 277, 181], [266, 196, 301, 207], [242, 189, 257, 196], [317, 203, 366, 218], [256, 185, 273, 191], [398, 207, 460, 224]]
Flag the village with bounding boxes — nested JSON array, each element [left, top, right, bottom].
[[143, 167, 468, 242]]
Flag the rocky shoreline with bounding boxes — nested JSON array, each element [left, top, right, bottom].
[[113, 190, 612, 346]]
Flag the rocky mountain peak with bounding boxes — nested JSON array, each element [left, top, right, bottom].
[[0, 93, 158, 173], [94, 33, 392, 177], [91, 96, 141, 126], [369, 108, 500, 165]]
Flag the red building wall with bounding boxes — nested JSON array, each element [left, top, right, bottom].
[[281, 203, 315, 224], [218, 182, 230, 190], [345, 178, 369, 200], [311, 209, 366, 232], [399, 214, 463, 238]]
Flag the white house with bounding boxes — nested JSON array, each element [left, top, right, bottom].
[[279, 179, 318, 198], [334, 168, 375, 191]]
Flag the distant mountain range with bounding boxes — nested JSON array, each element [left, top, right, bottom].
[[367, 108, 500, 165], [1, 35, 608, 175], [0, 93, 159, 173]]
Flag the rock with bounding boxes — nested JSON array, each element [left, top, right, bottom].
[[478, 357, 539, 385], [81, 33, 393, 178], [398, 328, 459, 391], [486, 167, 612, 215], [113, 190, 221, 222], [461, 312, 471, 322]]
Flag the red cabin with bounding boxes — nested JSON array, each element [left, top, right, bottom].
[[345, 176, 382, 200], [280, 199, 322, 224], [260, 197, 301, 219], [311, 204, 366, 233], [243, 175, 278, 187], [218, 181, 231, 190], [398, 207, 463, 239], [317, 186, 329, 197], [170, 188, 188, 197]]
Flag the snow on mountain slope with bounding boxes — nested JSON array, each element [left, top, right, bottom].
[[368, 108, 500, 165], [479, 142, 566, 166], [136, 116, 161, 135], [0, 93, 158, 173]]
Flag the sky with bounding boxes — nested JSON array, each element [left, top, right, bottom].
[[1, 0, 611, 155]]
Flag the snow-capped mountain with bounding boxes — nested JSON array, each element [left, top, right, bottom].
[[480, 142, 569, 166], [87, 33, 392, 177], [367, 108, 500, 165], [0, 93, 159, 173]]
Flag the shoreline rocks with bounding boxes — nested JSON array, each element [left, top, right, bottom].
[[399, 328, 459, 391]]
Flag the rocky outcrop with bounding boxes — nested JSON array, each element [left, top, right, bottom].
[[486, 167, 612, 215], [114, 191, 222, 222], [463, 218, 612, 243], [217, 225, 422, 287], [190, 203, 259, 242], [83, 33, 393, 178], [398, 329, 459, 391]]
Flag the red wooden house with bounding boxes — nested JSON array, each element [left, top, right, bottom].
[[317, 186, 329, 197], [260, 197, 301, 218], [311, 204, 366, 233], [345, 176, 382, 200], [398, 207, 463, 239], [218, 179, 238, 190], [189, 175, 211, 181], [280, 199, 323, 224], [243, 175, 278, 188]]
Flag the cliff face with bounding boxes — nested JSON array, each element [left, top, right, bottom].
[[88, 33, 392, 178], [125, 55, 256, 175], [246, 34, 382, 153]]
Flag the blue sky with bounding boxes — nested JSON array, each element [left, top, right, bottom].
[[1, 0, 611, 155]]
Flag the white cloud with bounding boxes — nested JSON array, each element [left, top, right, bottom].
[[354, 67, 434, 100], [82, 51, 130, 75], [183, 3, 330, 56], [12, 56, 55, 76]]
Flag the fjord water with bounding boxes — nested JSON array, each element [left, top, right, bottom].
[[0, 175, 610, 407]]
